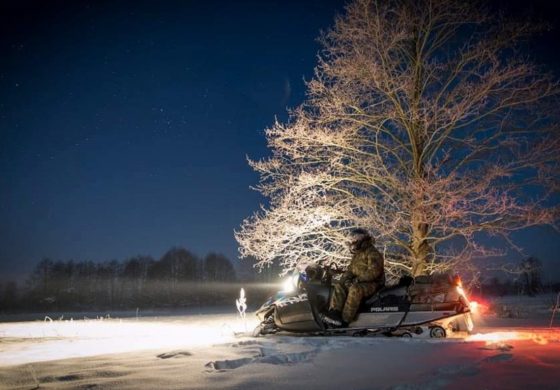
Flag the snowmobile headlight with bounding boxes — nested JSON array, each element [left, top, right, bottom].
[[281, 273, 300, 293]]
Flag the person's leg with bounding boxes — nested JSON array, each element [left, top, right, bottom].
[[322, 282, 348, 327], [342, 283, 379, 324], [329, 282, 348, 313]]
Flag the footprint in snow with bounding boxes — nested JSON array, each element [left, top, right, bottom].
[[157, 350, 193, 359], [436, 363, 480, 377], [479, 342, 513, 352], [205, 357, 254, 370], [231, 340, 260, 347], [206, 350, 317, 371], [483, 353, 513, 363], [56, 374, 81, 381]]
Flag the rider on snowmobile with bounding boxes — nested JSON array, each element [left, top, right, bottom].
[[323, 228, 385, 327]]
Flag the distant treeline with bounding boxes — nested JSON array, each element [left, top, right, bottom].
[[0, 248, 280, 313], [475, 277, 560, 297], [472, 257, 560, 297]]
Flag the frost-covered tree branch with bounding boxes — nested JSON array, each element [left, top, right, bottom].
[[236, 0, 560, 279]]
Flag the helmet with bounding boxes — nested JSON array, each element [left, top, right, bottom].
[[348, 228, 373, 253]]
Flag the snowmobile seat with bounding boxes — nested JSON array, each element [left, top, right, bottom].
[[364, 275, 412, 303], [378, 285, 408, 299], [364, 285, 408, 305]]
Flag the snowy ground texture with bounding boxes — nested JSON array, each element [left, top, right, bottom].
[[0, 294, 559, 389]]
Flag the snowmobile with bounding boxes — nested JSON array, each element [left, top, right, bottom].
[[253, 266, 474, 338]]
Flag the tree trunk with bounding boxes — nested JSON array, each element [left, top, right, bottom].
[[411, 211, 431, 277]]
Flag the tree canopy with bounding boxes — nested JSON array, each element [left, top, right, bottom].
[[237, 0, 560, 279]]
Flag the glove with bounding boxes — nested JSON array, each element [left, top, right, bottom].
[[344, 277, 359, 288]]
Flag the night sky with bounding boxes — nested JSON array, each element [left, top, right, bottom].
[[1, 0, 559, 282]]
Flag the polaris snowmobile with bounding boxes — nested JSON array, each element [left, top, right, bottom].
[[253, 266, 474, 338]]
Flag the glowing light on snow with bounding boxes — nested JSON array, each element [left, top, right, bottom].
[[466, 331, 554, 346], [467, 331, 519, 343], [0, 315, 259, 366]]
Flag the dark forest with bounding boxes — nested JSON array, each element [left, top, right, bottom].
[[0, 248, 281, 313]]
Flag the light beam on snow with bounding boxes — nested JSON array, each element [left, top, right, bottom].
[[0, 315, 259, 366], [466, 330, 557, 346]]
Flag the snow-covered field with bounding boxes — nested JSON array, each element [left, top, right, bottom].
[[0, 295, 559, 389]]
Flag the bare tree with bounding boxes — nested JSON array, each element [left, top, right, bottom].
[[203, 253, 236, 282], [236, 0, 560, 279]]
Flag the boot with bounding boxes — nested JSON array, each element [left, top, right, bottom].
[[321, 309, 344, 328]]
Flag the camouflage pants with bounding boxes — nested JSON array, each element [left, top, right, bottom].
[[330, 281, 379, 323]]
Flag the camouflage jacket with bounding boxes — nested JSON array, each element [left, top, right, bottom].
[[343, 244, 384, 284]]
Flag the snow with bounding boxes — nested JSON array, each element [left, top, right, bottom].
[[0, 313, 256, 366], [0, 296, 559, 389]]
